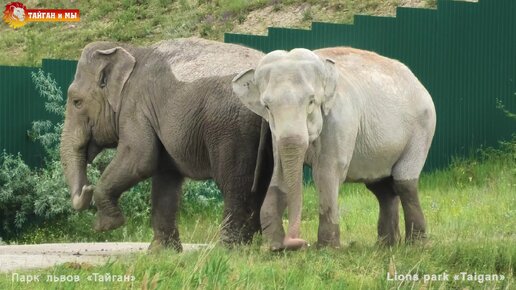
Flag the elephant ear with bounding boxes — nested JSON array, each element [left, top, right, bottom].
[[232, 69, 268, 121], [321, 58, 338, 116], [93, 47, 136, 113]]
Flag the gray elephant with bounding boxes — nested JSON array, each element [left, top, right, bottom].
[[233, 47, 436, 250], [60, 38, 273, 251]]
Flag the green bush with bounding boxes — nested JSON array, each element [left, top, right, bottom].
[[182, 180, 223, 216], [0, 152, 75, 240], [0, 152, 39, 239]]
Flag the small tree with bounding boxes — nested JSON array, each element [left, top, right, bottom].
[[28, 70, 65, 159]]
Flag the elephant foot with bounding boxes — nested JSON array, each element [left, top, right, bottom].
[[93, 208, 125, 232], [221, 222, 258, 246], [315, 239, 341, 249], [220, 228, 240, 247], [405, 233, 429, 246], [148, 238, 182, 253], [377, 226, 401, 247], [405, 227, 427, 243], [317, 222, 341, 249], [269, 241, 285, 251]]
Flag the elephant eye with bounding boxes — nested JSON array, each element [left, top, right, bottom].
[[308, 99, 316, 114], [264, 105, 270, 110], [308, 99, 316, 107], [73, 99, 83, 108]]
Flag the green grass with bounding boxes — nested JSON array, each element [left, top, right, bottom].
[[0, 141, 514, 289], [0, 0, 435, 66]]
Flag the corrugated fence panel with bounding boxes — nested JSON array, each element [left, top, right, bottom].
[[0, 59, 77, 167], [1, 65, 46, 166], [42, 59, 78, 97], [224, 0, 516, 171]]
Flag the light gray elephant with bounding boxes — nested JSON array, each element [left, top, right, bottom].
[[233, 47, 436, 250], [60, 38, 273, 251]]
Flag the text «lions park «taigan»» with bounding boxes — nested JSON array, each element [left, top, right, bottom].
[[0, 1, 515, 289]]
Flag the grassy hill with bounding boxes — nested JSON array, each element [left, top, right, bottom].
[[0, 0, 436, 66]]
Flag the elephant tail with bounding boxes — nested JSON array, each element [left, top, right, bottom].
[[251, 118, 273, 193]]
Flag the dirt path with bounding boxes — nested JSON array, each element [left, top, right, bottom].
[[0, 243, 205, 273]]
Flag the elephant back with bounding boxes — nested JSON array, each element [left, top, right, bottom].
[[153, 37, 264, 82]]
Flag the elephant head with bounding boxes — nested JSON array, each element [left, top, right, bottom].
[[232, 49, 338, 247], [60, 42, 135, 210]]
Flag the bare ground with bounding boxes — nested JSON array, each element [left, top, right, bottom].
[[232, 0, 477, 35], [0, 243, 206, 273], [232, 1, 429, 35]]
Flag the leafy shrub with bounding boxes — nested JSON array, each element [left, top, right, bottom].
[[425, 136, 516, 191], [0, 152, 39, 239], [182, 180, 222, 216], [28, 69, 64, 159], [0, 152, 75, 240]]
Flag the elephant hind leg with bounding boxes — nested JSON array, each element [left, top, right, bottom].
[[392, 178, 427, 242], [391, 130, 431, 243], [365, 177, 400, 246], [209, 133, 266, 246], [149, 171, 183, 252], [216, 175, 259, 245]]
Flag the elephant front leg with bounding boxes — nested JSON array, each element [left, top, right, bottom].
[[313, 163, 342, 248], [149, 172, 182, 252], [93, 144, 157, 232], [260, 185, 289, 251], [93, 187, 126, 232]]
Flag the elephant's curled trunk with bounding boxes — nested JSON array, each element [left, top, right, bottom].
[[60, 129, 93, 211]]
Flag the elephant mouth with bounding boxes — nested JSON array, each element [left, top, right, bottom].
[[86, 139, 101, 164]]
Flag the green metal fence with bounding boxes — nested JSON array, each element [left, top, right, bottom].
[[225, 0, 516, 171], [0, 0, 515, 170], [0, 59, 77, 167]]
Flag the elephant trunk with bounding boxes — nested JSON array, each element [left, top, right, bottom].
[[60, 120, 93, 211], [277, 135, 308, 246]]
